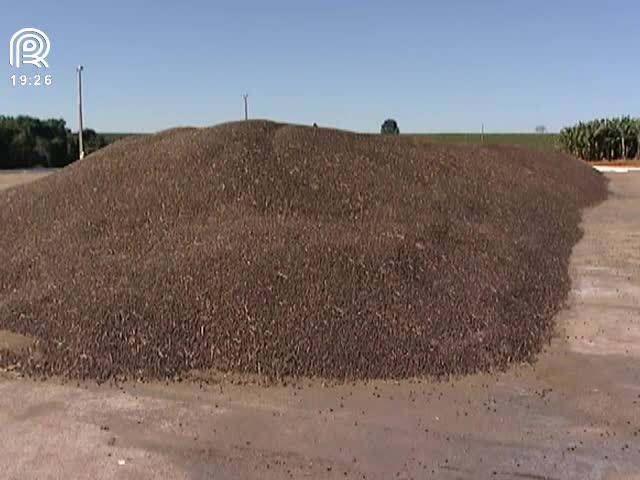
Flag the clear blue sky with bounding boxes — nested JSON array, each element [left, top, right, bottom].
[[2, 0, 639, 133]]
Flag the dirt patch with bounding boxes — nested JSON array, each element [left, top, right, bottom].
[[0, 170, 53, 191], [590, 160, 640, 167], [0, 121, 608, 381], [0, 330, 35, 353]]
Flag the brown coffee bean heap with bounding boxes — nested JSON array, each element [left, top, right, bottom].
[[0, 121, 607, 381]]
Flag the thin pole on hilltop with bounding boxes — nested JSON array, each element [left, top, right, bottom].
[[77, 65, 85, 159], [481, 123, 484, 145], [243, 94, 249, 121]]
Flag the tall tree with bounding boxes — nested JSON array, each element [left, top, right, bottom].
[[381, 119, 400, 135]]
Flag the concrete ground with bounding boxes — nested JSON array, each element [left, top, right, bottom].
[[0, 169, 54, 191], [0, 172, 639, 480]]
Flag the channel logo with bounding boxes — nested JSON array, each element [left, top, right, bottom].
[[9, 28, 51, 68]]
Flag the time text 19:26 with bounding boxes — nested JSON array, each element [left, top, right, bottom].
[[10, 74, 53, 87]]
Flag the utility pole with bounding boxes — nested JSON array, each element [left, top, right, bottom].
[[481, 123, 485, 145], [77, 65, 85, 160], [243, 94, 249, 121]]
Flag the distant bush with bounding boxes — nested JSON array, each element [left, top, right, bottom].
[[0, 116, 108, 169], [381, 119, 400, 135], [69, 128, 108, 160], [558, 117, 640, 161]]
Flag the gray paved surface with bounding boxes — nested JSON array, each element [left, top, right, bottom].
[[0, 173, 639, 479]]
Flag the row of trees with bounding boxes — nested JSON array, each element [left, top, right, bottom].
[[558, 117, 640, 161], [0, 116, 108, 169]]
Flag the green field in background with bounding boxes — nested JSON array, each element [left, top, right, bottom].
[[407, 133, 559, 150], [101, 133, 147, 143]]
